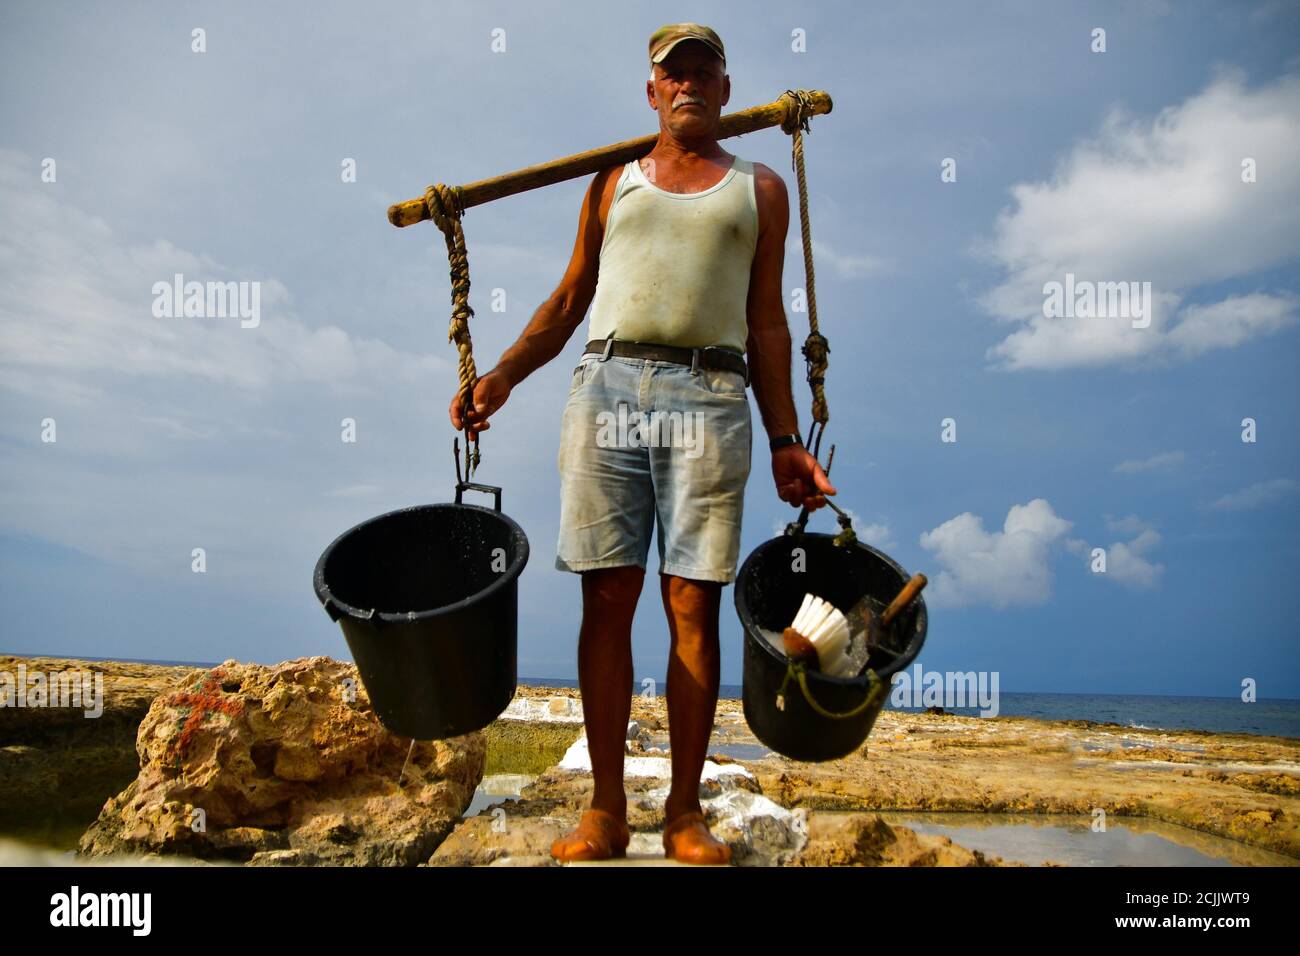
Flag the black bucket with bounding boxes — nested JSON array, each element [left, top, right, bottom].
[[734, 532, 927, 762], [313, 483, 529, 740]]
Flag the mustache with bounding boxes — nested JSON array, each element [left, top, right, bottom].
[[673, 95, 706, 109]]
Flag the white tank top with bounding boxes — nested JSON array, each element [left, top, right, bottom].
[[586, 155, 758, 353]]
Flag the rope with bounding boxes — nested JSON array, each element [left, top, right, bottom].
[[779, 90, 829, 439], [778, 90, 842, 542], [424, 182, 480, 476]]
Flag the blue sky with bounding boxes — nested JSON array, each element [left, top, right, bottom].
[[1, 1, 1297, 697]]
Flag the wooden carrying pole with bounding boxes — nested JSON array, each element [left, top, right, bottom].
[[387, 90, 832, 227]]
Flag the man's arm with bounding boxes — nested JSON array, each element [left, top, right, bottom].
[[450, 166, 617, 434], [745, 163, 836, 510], [745, 165, 800, 441]]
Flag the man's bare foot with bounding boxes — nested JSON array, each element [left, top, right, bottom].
[[550, 808, 630, 862], [662, 810, 731, 864]]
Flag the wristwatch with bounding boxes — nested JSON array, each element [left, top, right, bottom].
[[769, 432, 803, 452]]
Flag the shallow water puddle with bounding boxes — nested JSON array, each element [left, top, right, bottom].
[[710, 742, 776, 760], [872, 811, 1297, 867], [464, 773, 534, 817], [639, 734, 775, 762]]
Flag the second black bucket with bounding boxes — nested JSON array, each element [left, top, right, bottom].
[[313, 484, 529, 740], [734, 532, 927, 762]]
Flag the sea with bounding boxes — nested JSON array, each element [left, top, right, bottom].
[[23, 656, 1300, 739], [524, 678, 1300, 739]]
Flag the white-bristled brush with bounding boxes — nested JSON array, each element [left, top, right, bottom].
[[782, 593, 854, 677]]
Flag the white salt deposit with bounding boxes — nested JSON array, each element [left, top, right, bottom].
[[498, 695, 584, 723], [556, 723, 755, 782]]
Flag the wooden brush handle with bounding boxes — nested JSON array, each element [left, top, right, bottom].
[[881, 574, 927, 627], [782, 627, 819, 666]]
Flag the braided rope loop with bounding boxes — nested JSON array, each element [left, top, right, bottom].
[[424, 182, 480, 474], [780, 90, 829, 431]]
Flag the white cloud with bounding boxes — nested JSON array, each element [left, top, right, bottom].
[[768, 510, 892, 549], [1166, 292, 1300, 357], [1105, 513, 1151, 536], [799, 237, 893, 279], [919, 498, 1072, 608], [1113, 450, 1185, 474], [1106, 529, 1165, 589], [841, 510, 894, 549], [0, 148, 449, 588], [1067, 525, 1165, 590], [0, 149, 446, 401], [1209, 478, 1299, 511], [472, 241, 569, 285], [974, 70, 1300, 370], [1249, 1, 1292, 24]]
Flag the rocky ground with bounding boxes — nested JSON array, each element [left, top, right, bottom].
[[2, 656, 1296, 866], [431, 713, 1008, 866], [444, 685, 1299, 865], [0, 655, 195, 840]]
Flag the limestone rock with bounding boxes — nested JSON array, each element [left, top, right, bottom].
[[428, 814, 566, 867], [791, 811, 1010, 866], [77, 657, 484, 865], [0, 656, 194, 829]]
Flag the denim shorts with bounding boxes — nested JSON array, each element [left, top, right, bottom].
[[555, 351, 753, 584]]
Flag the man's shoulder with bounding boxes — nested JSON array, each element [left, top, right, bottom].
[[744, 160, 786, 194], [744, 160, 788, 218], [593, 161, 629, 189], [586, 162, 630, 225]]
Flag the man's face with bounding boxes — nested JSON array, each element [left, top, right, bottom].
[[646, 43, 729, 140]]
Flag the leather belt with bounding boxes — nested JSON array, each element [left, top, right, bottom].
[[583, 338, 749, 386]]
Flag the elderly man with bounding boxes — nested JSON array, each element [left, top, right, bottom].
[[449, 23, 834, 864]]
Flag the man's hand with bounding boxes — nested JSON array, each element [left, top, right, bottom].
[[449, 369, 512, 435], [772, 444, 837, 511]]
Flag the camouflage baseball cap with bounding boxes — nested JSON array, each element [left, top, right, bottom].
[[649, 23, 725, 66]]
